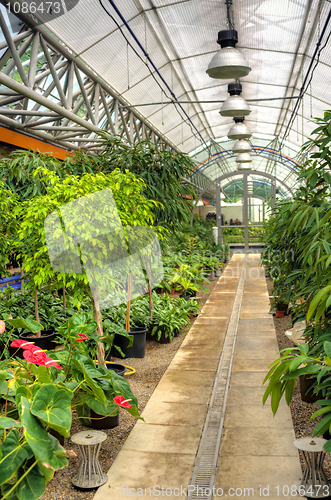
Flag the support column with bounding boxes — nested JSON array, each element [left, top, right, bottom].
[[243, 172, 249, 252], [216, 182, 223, 247]]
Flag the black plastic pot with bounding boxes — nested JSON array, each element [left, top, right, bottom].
[[105, 362, 126, 377], [115, 327, 146, 358], [19, 330, 56, 350], [204, 267, 215, 281], [50, 428, 65, 446], [87, 411, 119, 430], [299, 374, 323, 403], [179, 290, 197, 300]]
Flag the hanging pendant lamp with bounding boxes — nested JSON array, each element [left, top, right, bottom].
[[206, 29, 251, 80], [247, 175, 254, 194], [220, 83, 251, 117], [235, 152, 252, 163], [233, 139, 251, 154], [237, 163, 250, 170], [228, 117, 252, 140]]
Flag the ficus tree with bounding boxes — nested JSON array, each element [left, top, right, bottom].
[[14, 168, 161, 363]]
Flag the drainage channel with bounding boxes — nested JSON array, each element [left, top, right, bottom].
[[187, 256, 247, 500]]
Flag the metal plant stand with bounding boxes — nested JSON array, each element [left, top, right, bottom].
[[71, 430, 108, 489], [294, 437, 329, 498]]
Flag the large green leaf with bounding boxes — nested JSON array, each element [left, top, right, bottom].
[[15, 463, 46, 500], [85, 393, 118, 417], [324, 341, 331, 359], [20, 397, 67, 471], [110, 372, 143, 420], [0, 418, 22, 430], [30, 385, 73, 437], [71, 357, 105, 403], [7, 319, 44, 334], [0, 430, 32, 486]]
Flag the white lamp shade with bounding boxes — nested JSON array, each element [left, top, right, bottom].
[[247, 175, 254, 194], [228, 122, 252, 140], [232, 139, 251, 154], [237, 163, 250, 170], [206, 47, 251, 80], [220, 95, 251, 117], [235, 153, 252, 163]]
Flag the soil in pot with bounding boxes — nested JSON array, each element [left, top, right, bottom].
[[19, 330, 56, 350], [114, 327, 146, 358]]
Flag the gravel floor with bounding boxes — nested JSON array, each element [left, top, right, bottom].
[[266, 278, 331, 481], [41, 277, 218, 500]]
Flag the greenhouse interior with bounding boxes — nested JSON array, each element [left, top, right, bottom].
[[1, 0, 331, 499]]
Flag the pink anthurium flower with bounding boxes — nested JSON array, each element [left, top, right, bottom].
[[113, 395, 133, 409], [0, 320, 5, 334]]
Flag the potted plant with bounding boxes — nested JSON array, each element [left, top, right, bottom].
[[270, 297, 288, 318]]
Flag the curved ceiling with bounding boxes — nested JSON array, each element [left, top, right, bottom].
[[1, 0, 330, 198], [27, 0, 331, 154]]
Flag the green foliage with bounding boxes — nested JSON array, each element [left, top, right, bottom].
[[100, 138, 196, 227], [0, 346, 143, 499], [0, 182, 19, 277]]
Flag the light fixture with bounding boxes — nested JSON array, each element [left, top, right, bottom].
[[247, 175, 254, 194], [233, 139, 251, 154], [206, 29, 251, 80], [220, 83, 251, 117], [237, 163, 250, 170], [227, 117, 252, 140], [235, 152, 252, 163]]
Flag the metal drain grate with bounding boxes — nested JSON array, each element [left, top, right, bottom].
[[187, 257, 247, 500]]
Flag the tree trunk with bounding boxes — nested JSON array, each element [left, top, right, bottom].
[[92, 285, 106, 367], [126, 272, 133, 332], [34, 290, 41, 337], [63, 287, 66, 316], [145, 258, 153, 319], [20, 268, 24, 295]]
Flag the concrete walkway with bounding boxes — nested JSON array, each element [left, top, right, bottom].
[[93, 253, 301, 500]]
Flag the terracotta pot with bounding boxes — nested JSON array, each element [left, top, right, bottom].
[[275, 310, 285, 318]]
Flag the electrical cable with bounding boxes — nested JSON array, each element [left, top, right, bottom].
[[225, 0, 234, 30], [280, 6, 331, 148], [98, 0, 210, 151]]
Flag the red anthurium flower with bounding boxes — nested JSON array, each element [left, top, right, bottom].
[[75, 334, 88, 341], [44, 358, 62, 370], [10, 339, 35, 349], [23, 348, 47, 365], [113, 395, 133, 409], [0, 320, 5, 334]]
